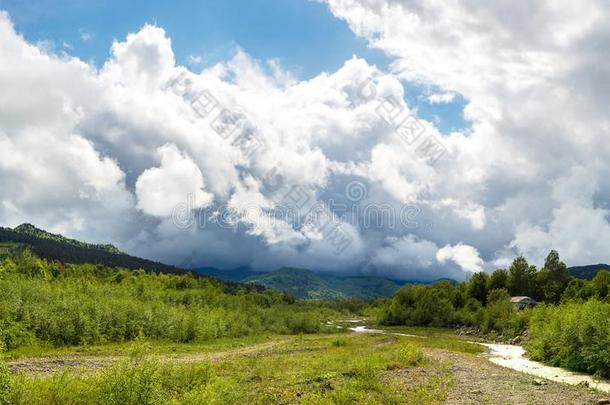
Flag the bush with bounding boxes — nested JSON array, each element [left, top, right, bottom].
[[97, 346, 164, 405], [526, 300, 610, 377], [0, 252, 349, 351], [0, 357, 10, 405]]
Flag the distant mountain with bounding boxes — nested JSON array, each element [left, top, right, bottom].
[[194, 266, 265, 282], [569, 264, 610, 280], [242, 267, 405, 300], [0, 224, 186, 275]]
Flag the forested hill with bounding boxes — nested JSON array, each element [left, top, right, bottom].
[[568, 264, 610, 280], [242, 267, 405, 300], [10, 223, 122, 253], [0, 224, 184, 275]]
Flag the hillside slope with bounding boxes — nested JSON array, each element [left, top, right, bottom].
[[194, 266, 265, 281], [0, 224, 185, 275], [243, 267, 404, 300], [568, 264, 610, 280]]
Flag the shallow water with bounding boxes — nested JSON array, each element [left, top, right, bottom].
[[348, 325, 418, 337], [483, 343, 610, 393], [348, 322, 610, 393]]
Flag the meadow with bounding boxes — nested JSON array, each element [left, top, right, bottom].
[[1, 249, 610, 404]]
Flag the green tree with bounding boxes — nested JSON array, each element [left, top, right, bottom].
[[592, 270, 610, 300], [467, 272, 490, 305], [561, 278, 593, 302], [488, 269, 509, 291], [536, 250, 570, 304], [483, 288, 516, 333], [508, 256, 536, 297]]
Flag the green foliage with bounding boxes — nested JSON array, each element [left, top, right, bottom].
[[0, 356, 10, 405], [467, 272, 489, 305], [535, 250, 570, 304], [376, 250, 593, 340], [591, 270, 610, 299], [508, 256, 537, 297], [488, 269, 509, 291], [568, 264, 610, 280], [0, 225, 193, 275], [11, 224, 122, 255], [526, 300, 610, 377], [0, 251, 348, 352], [377, 282, 459, 327], [483, 289, 529, 336]]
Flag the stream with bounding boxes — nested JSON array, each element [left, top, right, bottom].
[[348, 324, 610, 393]]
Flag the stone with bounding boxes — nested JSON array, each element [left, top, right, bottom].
[[533, 379, 547, 386]]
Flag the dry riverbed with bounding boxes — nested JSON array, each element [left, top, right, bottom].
[[348, 323, 610, 403], [6, 327, 610, 404]]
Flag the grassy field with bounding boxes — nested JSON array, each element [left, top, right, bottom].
[[4, 333, 456, 404], [3, 328, 608, 404]]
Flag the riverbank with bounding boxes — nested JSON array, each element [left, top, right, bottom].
[[4, 326, 610, 404], [348, 322, 610, 396]]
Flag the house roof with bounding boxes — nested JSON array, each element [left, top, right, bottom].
[[510, 296, 536, 303]]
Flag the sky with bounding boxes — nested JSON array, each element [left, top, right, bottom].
[[0, 0, 608, 280]]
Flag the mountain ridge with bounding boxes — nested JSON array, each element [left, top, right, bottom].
[[0, 223, 185, 275], [568, 264, 610, 280], [196, 266, 408, 300], [12, 223, 122, 254]]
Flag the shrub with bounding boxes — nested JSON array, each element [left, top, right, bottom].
[[0, 356, 10, 405], [0, 252, 349, 351], [526, 300, 610, 377]]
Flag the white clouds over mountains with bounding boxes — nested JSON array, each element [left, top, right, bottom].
[[1, 1, 609, 279], [325, 0, 610, 267]]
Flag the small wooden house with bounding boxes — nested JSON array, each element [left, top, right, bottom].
[[510, 296, 537, 310]]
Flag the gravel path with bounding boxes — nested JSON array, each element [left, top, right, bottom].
[[7, 340, 286, 374], [425, 348, 609, 405]]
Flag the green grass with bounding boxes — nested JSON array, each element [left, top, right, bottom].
[[377, 326, 485, 354], [4, 334, 282, 361], [3, 334, 454, 404]]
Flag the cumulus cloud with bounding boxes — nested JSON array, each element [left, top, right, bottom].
[[324, 0, 610, 268], [436, 243, 484, 273], [2, 1, 608, 280], [135, 144, 213, 217]]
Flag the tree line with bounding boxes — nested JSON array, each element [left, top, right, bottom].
[[376, 249, 610, 377]]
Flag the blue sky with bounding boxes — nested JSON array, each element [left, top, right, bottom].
[[0, 0, 468, 133], [0, 0, 387, 77]]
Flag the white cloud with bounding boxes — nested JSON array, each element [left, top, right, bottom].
[[135, 143, 213, 217], [79, 29, 94, 42], [324, 0, 610, 268], [436, 243, 484, 273], [427, 92, 455, 104], [3, 2, 609, 278], [187, 54, 203, 65]]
